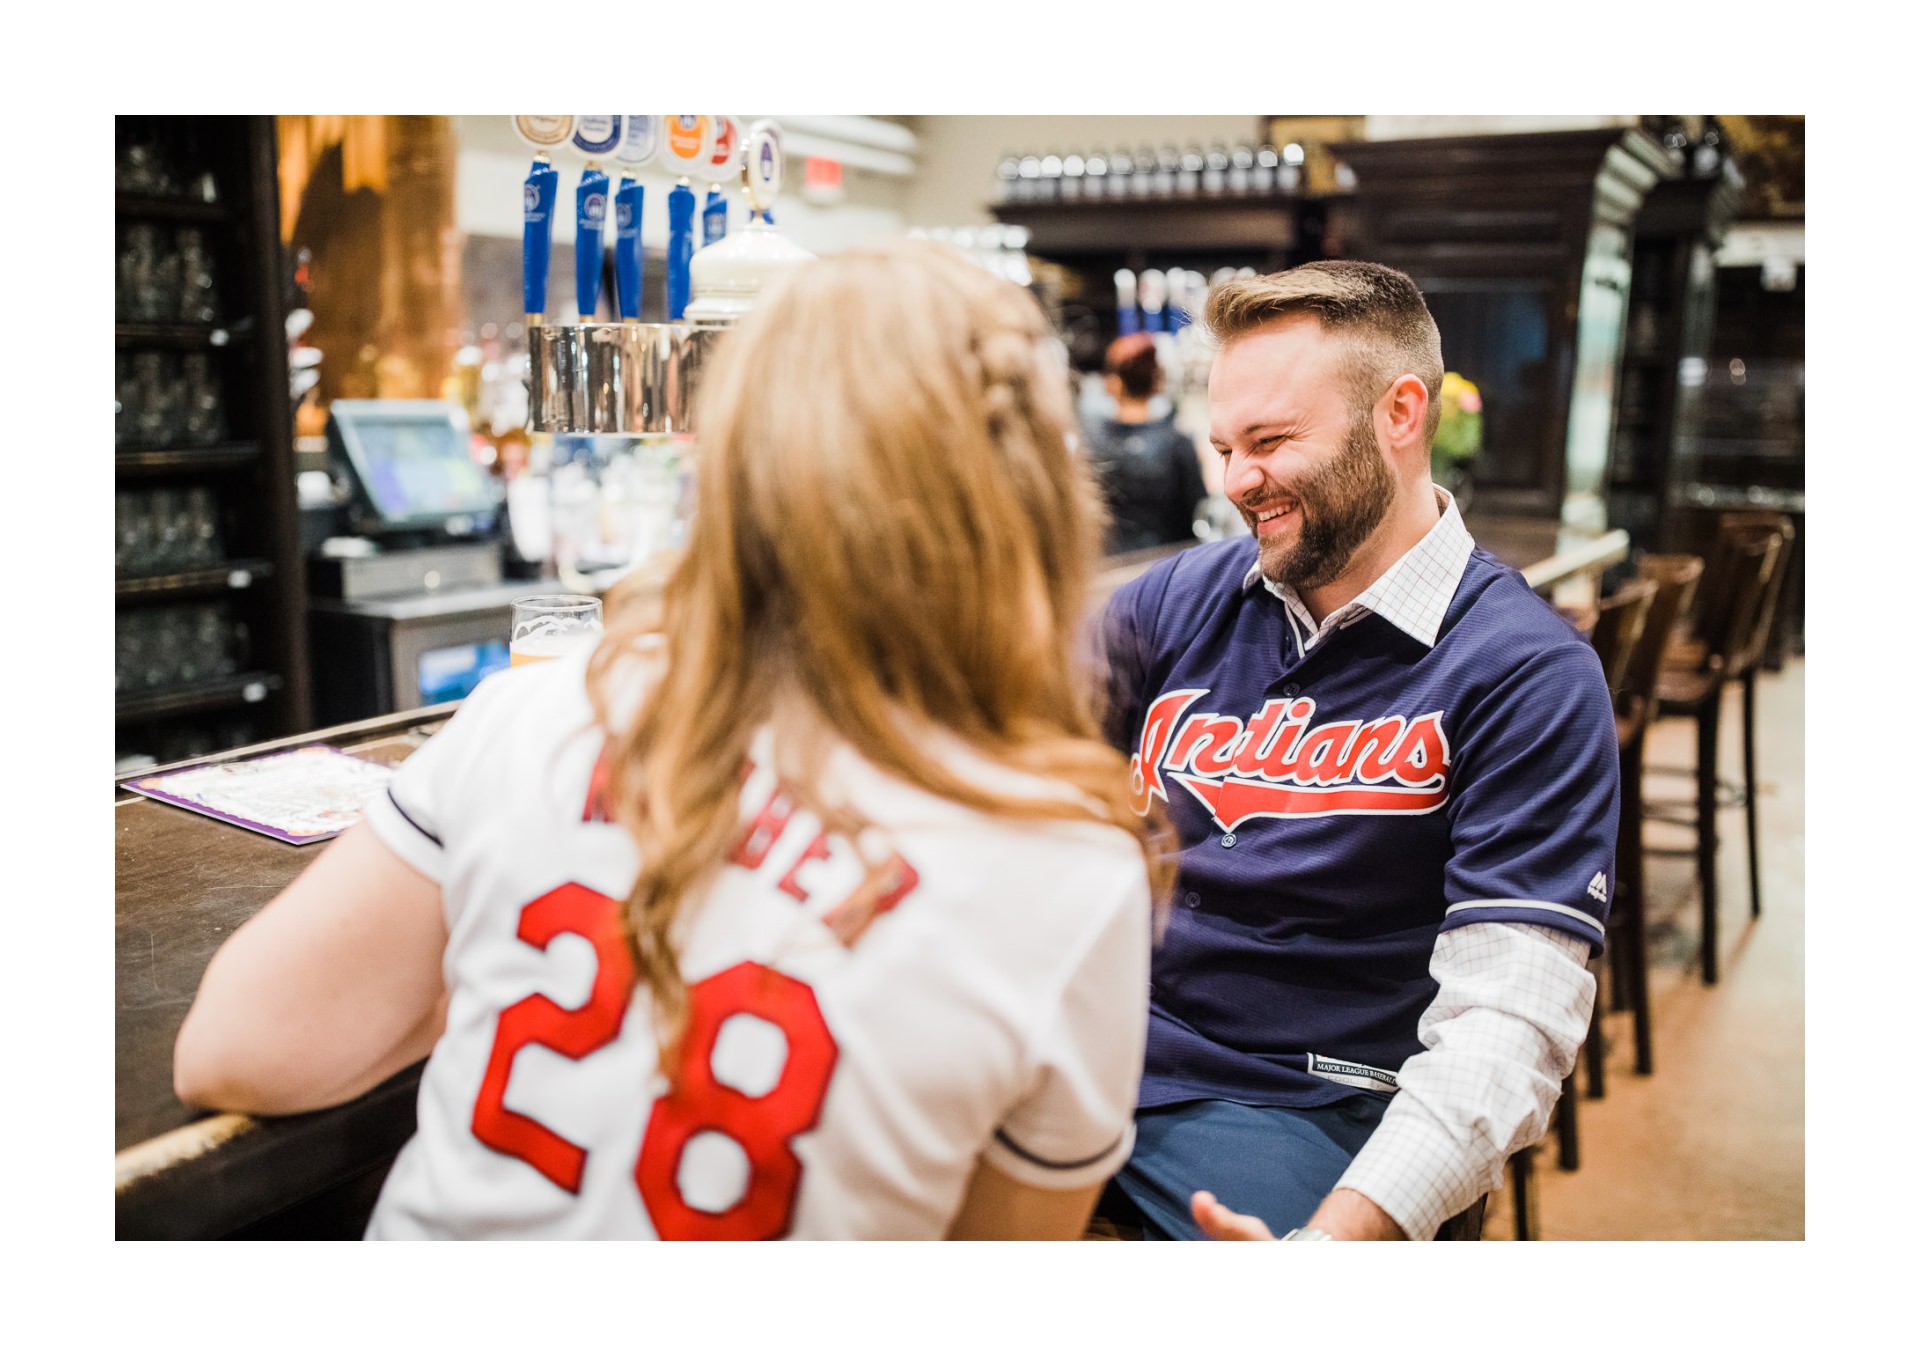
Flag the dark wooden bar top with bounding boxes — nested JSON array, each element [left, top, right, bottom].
[[115, 707, 454, 1239]]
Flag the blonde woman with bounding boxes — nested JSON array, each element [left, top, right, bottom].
[[173, 241, 1169, 1240]]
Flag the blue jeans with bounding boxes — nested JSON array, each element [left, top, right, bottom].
[[1103, 1096, 1391, 1240]]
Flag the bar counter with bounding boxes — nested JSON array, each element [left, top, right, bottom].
[[113, 528, 1622, 1239]]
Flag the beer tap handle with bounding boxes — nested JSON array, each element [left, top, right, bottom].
[[523, 157, 560, 326], [575, 166, 609, 321], [615, 177, 644, 322]]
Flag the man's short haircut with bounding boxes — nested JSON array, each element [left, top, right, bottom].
[[1204, 260, 1445, 444], [1103, 333, 1160, 401]]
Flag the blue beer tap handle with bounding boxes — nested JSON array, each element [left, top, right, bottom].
[[614, 178, 644, 320], [522, 159, 559, 321], [575, 168, 609, 320]]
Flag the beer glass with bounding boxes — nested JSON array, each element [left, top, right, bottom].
[[510, 594, 603, 666]]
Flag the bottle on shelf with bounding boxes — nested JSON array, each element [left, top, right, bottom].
[[1177, 146, 1203, 197], [1083, 149, 1110, 199], [1228, 144, 1254, 195], [1203, 144, 1230, 196], [1252, 144, 1279, 193], [1278, 142, 1305, 193], [1017, 153, 1043, 201], [1036, 151, 1063, 201], [1152, 147, 1179, 198], [1107, 148, 1135, 197], [1060, 152, 1085, 200], [994, 151, 1021, 204]]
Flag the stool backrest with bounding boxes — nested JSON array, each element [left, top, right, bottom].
[[1695, 530, 1784, 682], [1713, 511, 1796, 678], [1588, 579, 1657, 697], [1628, 555, 1704, 696]]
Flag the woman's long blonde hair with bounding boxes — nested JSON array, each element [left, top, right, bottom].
[[586, 239, 1172, 1052]]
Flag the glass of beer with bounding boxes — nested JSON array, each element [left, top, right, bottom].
[[510, 594, 603, 666]]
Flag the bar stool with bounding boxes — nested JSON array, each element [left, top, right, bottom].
[[1610, 555, 1703, 1075], [1578, 577, 1657, 1100], [1650, 524, 1787, 984], [1506, 582, 1656, 1227], [1701, 510, 1798, 921]]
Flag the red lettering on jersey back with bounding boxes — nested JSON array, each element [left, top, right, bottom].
[[731, 783, 799, 868], [776, 830, 834, 903], [470, 885, 841, 1234], [821, 853, 921, 948], [636, 962, 839, 1240], [471, 883, 635, 1194], [583, 746, 616, 823]]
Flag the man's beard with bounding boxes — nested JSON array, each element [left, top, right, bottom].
[[1247, 413, 1397, 591]]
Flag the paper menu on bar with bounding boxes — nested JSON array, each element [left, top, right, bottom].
[[126, 746, 396, 845]]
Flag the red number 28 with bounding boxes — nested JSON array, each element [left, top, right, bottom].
[[470, 883, 839, 1238]]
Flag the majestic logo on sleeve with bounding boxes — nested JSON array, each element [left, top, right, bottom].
[[1128, 688, 1451, 829]]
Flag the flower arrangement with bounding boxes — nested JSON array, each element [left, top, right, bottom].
[[1431, 371, 1483, 477]]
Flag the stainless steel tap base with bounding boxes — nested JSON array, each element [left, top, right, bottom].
[[527, 322, 730, 435]]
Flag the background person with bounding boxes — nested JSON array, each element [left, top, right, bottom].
[[1098, 260, 1618, 1241], [1081, 333, 1209, 556], [173, 241, 1168, 1241]]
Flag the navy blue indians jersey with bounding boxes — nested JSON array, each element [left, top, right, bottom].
[[1102, 537, 1619, 1110]]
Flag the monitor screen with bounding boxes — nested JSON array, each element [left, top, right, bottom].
[[417, 638, 510, 705], [328, 401, 497, 533]]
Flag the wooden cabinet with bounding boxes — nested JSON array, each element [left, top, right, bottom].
[[1325, 129, 1677, 522], [115, 116, 310, 769]]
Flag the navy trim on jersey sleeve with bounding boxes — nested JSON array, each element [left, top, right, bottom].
[[384, 787, 443, 846], [992, 1126, 1129, 1173], [1442, 899, 1606, 948]]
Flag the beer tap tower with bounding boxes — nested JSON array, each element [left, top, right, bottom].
[[522, 116, 808, 439]]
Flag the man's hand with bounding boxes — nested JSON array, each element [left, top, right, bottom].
[[1190, 1190, 1276, 1240]]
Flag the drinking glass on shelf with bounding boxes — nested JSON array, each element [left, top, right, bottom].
[[130, 351, 179, 448], [179, 352, 226, 446], [176, 227, 219, 324], [510, 594, 603, 666], [183, 485, 223, 565], [120, 224, 179, 324], [115, 492, 144, 575]]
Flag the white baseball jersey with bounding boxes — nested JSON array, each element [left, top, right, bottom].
[[361, 647, 1151, 1239]]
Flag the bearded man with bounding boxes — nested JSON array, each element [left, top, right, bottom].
[[1097, 261, 1620, 1241]]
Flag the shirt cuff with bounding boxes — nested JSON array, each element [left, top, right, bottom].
[[1333, 1099, 1486, 1241]]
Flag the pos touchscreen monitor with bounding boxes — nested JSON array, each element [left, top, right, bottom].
[[326, 400, 497, 538]]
